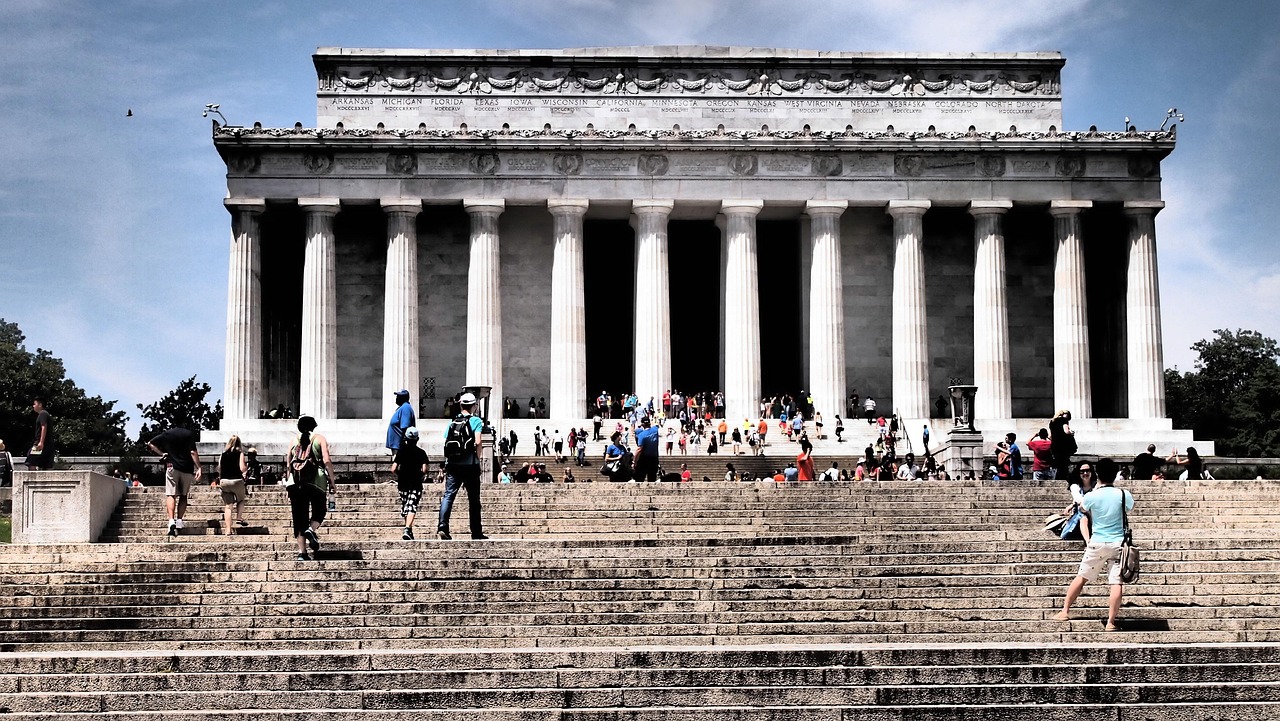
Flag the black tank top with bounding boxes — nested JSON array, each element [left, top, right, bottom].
[[219, 450, 243, 481]]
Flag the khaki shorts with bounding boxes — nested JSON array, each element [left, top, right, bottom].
[[1076, 540, 1124, 585], [219, 479, 247, 504], [165, 467, 195, 497]]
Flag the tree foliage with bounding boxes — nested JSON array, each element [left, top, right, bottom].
[[136, 376, 223, 442], [1165, 329, 1280, 457], [0, 319, 129, 456]]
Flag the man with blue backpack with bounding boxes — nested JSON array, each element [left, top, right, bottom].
[[437, 392, 487, 540]]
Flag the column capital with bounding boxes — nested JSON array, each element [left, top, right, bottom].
[[886, 200, 930, 217], [547, 198, 589, 216], [804, 200, 849, 217], [224, 198, 265, 215], [968, 200, 1013, 216], [1123, 200, 1165, 216], [463, 198, 505, 216], [380, 198, 422, 216], [1049, 199, 1093, 216], [632, 199, 675, 215], [720, 199, 764, 216], [298, 197, 341, 215]]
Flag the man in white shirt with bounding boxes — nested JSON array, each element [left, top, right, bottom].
[[896, 453, 920, 480]]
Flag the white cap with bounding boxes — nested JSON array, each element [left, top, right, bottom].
[[459, 392, 477, 405]]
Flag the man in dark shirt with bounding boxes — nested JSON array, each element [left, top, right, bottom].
[[26, 397, 54, 470], [1131, 444, 1163, 480], [391, 427, 428, 541], [633, 416, 661, 483], [147, 427, 202, 536]]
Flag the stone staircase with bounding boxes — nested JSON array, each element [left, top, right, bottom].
[[2, 478, 1279, 717]]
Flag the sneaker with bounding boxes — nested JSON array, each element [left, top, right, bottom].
[[236, 520, 249, 527], [303, 528, 320, 552], [167, 523, 178, 537], [296, 553, 310, 561], [437, 530, 452, 540], [174, 519, 185, 529], [402, 527, 414, 541], [471, 533, 489, 540]]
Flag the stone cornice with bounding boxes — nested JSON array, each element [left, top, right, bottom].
[[214, 124, 1174, 147]]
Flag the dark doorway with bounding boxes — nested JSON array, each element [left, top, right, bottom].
[[584, 219, 635, 404], [757, 219, 804, 397], [668, 220, 721, 394], [259, 204, 304, 413]]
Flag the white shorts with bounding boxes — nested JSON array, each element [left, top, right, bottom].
[[1076, 541, 1124, 585]]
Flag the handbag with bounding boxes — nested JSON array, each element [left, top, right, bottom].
[[1118, 490, 1140, 583], [1043, 513, 1069, 536], [1059, 507, 1084, 541]]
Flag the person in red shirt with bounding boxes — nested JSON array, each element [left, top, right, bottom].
[[796, 437, 816, 481], [679, 463, 691, 482], [1027, 428, 1055, 480]]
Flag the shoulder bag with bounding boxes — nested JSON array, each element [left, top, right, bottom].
[[1118, 490, 1140, 584]]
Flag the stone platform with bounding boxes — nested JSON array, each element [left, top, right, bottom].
[[0, 478, 1278, 716]]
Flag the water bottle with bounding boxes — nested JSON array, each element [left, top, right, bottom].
[[328, 497, 336, 512]]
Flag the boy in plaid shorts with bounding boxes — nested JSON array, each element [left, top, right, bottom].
[[391, 427, 429, 540]]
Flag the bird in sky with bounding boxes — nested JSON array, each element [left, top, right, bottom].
[[126, 109, 133, 117]]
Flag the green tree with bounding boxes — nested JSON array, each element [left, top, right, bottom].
[[0, 319, 129, 456], [135, 376, 223, 442], [1165, 329, 1280, 457]]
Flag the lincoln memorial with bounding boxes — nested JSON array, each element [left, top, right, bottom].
[[206, 46, 1205, 455]]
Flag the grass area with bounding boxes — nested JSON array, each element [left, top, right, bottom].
[[0, 517, 9, 544]]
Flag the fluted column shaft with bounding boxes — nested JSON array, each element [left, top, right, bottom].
[[722, 200, 764, 423], [970, 200, 1013, 419], [381, 199, 422, 418], [888, 200, 931, 419], [805, 200, 848, 419], [549, 199, 589, 418], [465, 199, 505, 417], [1051, 200, 1093, 418], [1125, 201, 1166, 419], [631, 200, 675, 410], [223, 198, 265, 421], [299, 198, 340, 419]]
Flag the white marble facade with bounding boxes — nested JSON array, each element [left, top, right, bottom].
[[210, 46, 1195, 452]]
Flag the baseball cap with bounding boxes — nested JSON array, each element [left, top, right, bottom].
[[459, 392, 477, 405], [394, 389, 410, 397], [405, 426, 420, 440]]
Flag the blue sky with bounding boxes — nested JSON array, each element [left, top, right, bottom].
[[1, 0, 1277, 432]]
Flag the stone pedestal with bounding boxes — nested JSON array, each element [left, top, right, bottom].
[[549, 199, 589, 418], [1125, 201, 1166, 420], [223, 198, 265, 421], [299, 198, 340, 419], [805, 201, 848, 419], [382, 199, 423, 418], [1051, 200, 1093, 418], [944, 430, 986, 479], [13, 471, 127, 544], [631, 200, 674, 410], [888, 200, 931, 419], [465, 200, 506, 413], [970, 201, 1013, 420], [722, 200, 764, 424]]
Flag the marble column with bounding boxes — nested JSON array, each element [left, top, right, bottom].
[[222, 198, 265, 422], [804, 200, 848, 419], [722, 200, 764, 424], [631, 199, 675, 411], [549, 199, 589, 418], [298, 198, 339, 419], [1050, 200, 1093, 418], [1125, 200, 1166, 419], [969, 200, 1013, 420], [887, 200, 931, 419], [465, 199, 505, 417], [381, 199, 422, 418]]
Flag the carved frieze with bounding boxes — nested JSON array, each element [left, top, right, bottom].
[[1056, 155, 1086, 178], [895, 155, 924, 177], [302, 152, 334, 175], [728, 154, 758, 176], [977, 156, 1005, 178], [812, 154, 843, 177], [1128, 156, 1159, 178], [637, 154, 669, 175], [386, 152, 417, 175], [469, 152, 499, 175], [553, 153, 583, 175], [225, 151, 260, 174]]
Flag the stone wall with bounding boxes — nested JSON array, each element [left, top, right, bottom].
[[498, 206, 555, 408], [842, 208, 894, 415], [335, 206, 386, 419], [417, 206, 470, 418]]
